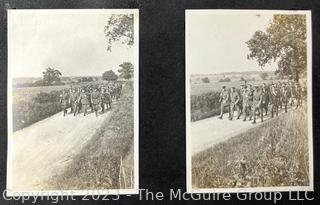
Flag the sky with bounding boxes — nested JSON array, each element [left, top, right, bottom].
[[9, 10, 135, 78], [186, 11, 277, 74]]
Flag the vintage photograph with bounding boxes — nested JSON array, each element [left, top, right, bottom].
[[186, 10, 313, 192], [7, 9, 139, 194]]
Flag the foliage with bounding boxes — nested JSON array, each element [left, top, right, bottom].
[[191, 91, 222, 121], [118, 62, 134, 79], [79, 77, 94, 82], [192, 107, 309, 188], [104, 14, 134, 51], [102, 70, 118, 81], [201, 77, 210, 83], [219, 77, 231, 82], [12, 90, 63, 131], [42, 67, 62, 85], [49, 82, 134, 189], [246, 15, 307, 81]]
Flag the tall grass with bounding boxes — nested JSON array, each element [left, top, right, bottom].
[[48, 81, 134, 190], [192, 106, 309, 188]]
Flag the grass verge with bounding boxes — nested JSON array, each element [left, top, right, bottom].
[[192, 106, 309, 188]]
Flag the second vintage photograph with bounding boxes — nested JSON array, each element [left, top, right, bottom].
[[186, 10, 313, 193]]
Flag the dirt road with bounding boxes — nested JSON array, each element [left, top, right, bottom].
[[8, 108, 112, 191], [190, 109, 290, 155]]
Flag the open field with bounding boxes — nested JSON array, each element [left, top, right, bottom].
[[190, 80, 280, 96], [192, 106, 309, 188], [48, 81, 134, 190]]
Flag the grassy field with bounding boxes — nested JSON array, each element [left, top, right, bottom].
[[48, 81, 134, 190], [192, 106, 309, 188]]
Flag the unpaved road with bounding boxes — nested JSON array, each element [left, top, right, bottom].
[[8, 108, 113, 191], [190, 109, 291, 155]]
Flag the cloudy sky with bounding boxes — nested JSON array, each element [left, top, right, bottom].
[[186, 11, 277, 74], [9, 10, 135, 78]]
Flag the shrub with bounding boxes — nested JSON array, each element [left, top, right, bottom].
[[219, 77, 231, 82], [191, 91, 221, 121], [12, 90, 63, 131], [201, 77, 210, 83]]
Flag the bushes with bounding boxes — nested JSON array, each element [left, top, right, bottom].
[[191, 91, 221, 121], [201, 77, 210, 83], [12, 90, 63, 131], [219, 77, 231, 82], [192, 107, 309, 188]]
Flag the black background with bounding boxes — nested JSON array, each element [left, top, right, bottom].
[[0, 0, 319, 204]]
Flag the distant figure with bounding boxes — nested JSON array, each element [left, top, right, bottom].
[[247, 84, 254, 121], [218, 86, 230, 119], [270, 84, 280, 118], [252, 85, 262, 124], [91, 88, 101, 117], [69, 89, 78, 114], [60, 90, 69, 117], [79, 89, 90, 116], [261, 84, 270, 116], [229, 87, 240, 120], [101, 89, 112, 112]]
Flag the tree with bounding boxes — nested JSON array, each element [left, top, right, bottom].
[[219, 77, 231, 82], [246, 15, 307, 82], [202, 77, 210, 83], [42, 67, 62, 85], [102, 70, 118, 81], [118, 62, 134, 79], [104, 14, 134, 51], [259, 72, 269, 80]]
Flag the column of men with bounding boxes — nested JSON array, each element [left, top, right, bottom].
[[218, 81, 305, 124], [60, 82, 123, 117]]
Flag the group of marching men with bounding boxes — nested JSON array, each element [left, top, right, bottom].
[[219, 80, 306, 124], [59, 82, 123, 117]]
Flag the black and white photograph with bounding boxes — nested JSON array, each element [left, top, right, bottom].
[[7, 9, 139, 195], [186, 10, 313, 192]]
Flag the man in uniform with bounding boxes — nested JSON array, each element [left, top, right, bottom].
[[270, 84, 280, 118], [69, 89, 78, 114], [101, 88, 112, 113], [252, 85, 263, 124], [78, 89, 90, 116], [247, 84, 254, 121], [242, 85, 249, 121], [91, 88, 101, 117], [261, 85, 270, 116], [281, 83, 290, 112], [218, 86, 230, 119], [229, 87, 240, 120], [238, 85, 245, 117], [60, 90, 69, 117]]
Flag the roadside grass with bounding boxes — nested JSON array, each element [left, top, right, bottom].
[[48, 81, 134, 190], [192, 106, 309, 188]]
